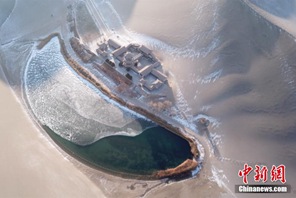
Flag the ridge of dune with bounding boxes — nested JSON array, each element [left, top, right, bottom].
[[242, 0, 296, 39]]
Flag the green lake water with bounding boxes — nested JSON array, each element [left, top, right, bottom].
[[43, 125, 193, 176]]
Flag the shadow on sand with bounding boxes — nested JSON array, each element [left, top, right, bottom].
[[249, 0, 296, 18]]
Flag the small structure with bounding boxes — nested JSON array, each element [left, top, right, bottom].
[[139, 45, 152, 55], [144, 79, 163, 91], [139, 65, 154, 77], [97, 43, 108, 57], [105, 59, 115, 67], [151, 69, 167, 82], [139, 78, 146, 86], [98, 43, 108, 51], [132, 53, 143, 62], [125, 73, 133, 81], [112, 46, 127, 58], [151, 79, 163, 89], [123, 52, 136, 68], [152, 62, 161, 68], [108, 39, 121, 49]]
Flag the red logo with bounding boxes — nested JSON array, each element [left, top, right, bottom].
[[254, 165, 268, 183], [271, 165, 286, 184], [238, 164, 286, 184], [238, 164, 253, 184]]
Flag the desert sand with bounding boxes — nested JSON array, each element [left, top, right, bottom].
[[1, 0, 296, 197], [0, 68, 106, 198]]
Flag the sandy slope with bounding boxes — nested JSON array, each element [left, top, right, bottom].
[[245, 0, 296, 38], [105, 0, 296, 197], [0, 68, 105, 198]]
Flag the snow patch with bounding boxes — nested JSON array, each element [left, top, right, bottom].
[[24, 37, 152, 145]]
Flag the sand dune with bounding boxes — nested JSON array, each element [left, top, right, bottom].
[[0, 0, 15, 28], [245, 0, 296, 37], [1, 0, 296, 197], [107, 0, 296, 197], [0, 68, 105, 198]]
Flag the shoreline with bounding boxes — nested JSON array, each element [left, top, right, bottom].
[[42, 124, 195, 180], [37, 33, 200, 179], [42, 125, 156, 180], [0, 59, 107, 198]]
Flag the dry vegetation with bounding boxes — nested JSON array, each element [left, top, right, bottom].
[[149, 100, 173, 112], [153, 159, 198, 178], [70, 37, 95, 63]]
